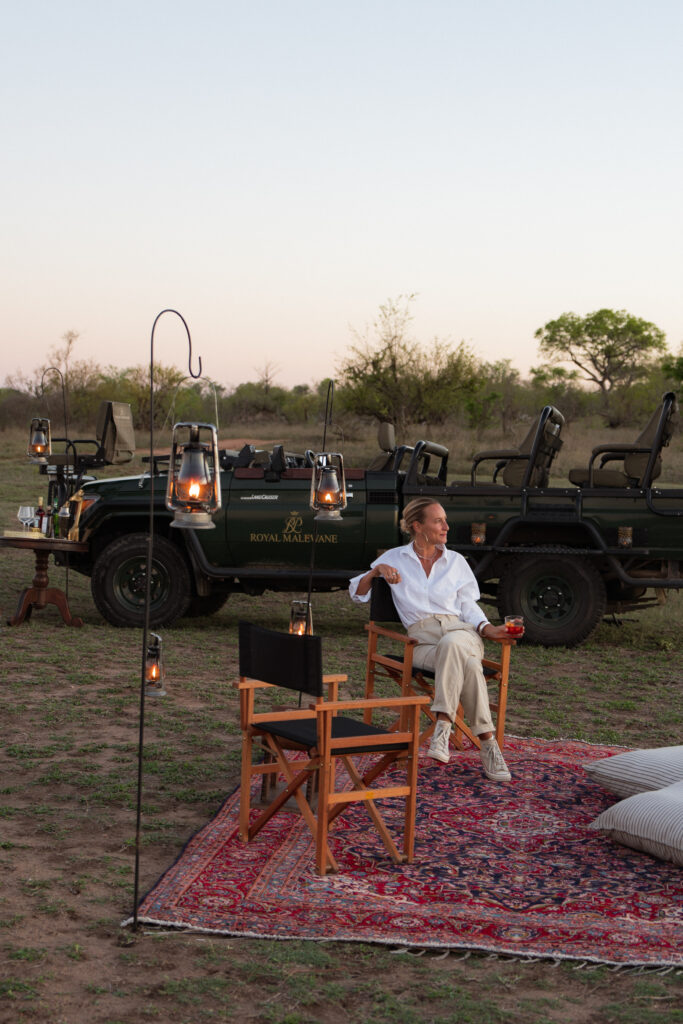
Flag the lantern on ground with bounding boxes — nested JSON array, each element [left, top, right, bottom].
[[27, 418, 51, 463], [310, 453, 346, 521], [166, 422, 221, 529], [289, 599, 313, 635], [144, 633, 166, 697]]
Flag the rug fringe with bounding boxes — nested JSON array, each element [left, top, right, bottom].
[[124, 918, 682, 974], [123, 916, 683, 973]]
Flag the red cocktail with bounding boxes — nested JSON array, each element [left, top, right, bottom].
[[505, 615, 524, 637]]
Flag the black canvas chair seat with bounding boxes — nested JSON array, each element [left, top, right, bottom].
[[364, 578, 514, 752], [236, 620, 428, 875], [256, 715, 410, 754]]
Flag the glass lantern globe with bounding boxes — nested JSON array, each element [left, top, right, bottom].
[[166, 422, 222, 529]]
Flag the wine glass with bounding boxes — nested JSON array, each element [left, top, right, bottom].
[[17, 505, 35, 531]]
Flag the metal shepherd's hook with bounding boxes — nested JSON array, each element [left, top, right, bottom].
[[40, 365, 69, 440], [134, 309, 203, 930]]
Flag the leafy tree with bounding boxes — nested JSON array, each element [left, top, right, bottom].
[[5, 331, 108, 429], [526, 364, 587, 423], [281, 384, 318, 424], [662, 345, 683, 388], [337, 296, 477, 434], [223, 380, 290, 422], [481, 360, 522, 435], [99, 363, 187, 430], [534, 309, 667, 426]]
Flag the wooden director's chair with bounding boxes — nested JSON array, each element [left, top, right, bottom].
[[364, 578, 514, 751], [236, 620, 429, 876]]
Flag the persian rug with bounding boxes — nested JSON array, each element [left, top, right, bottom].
[[131, 736, 683, 966]]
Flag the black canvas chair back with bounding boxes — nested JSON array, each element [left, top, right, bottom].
[[369, 575, 402, 622], [568, 392, 679, 488], [470, 406, 564, 488], [236, 620, 428, 875], [238, 619, 323, 697]]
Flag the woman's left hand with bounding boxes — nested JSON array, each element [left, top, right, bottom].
[[481, 623, 519, 641]]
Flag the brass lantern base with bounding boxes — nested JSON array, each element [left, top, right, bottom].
[[170, 510, 216, 530]]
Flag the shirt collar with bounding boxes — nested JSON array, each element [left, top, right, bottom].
[[401, 541, 449, 562]]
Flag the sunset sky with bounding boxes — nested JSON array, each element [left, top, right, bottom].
[[2, 0, 681, 390]]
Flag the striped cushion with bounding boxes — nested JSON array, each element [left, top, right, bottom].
[[583, 745, 683, 799], [589, 780, 683, 866]]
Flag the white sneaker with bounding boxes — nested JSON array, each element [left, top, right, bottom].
[[479, 738, 511, 781], [427, 721, 452, 763]]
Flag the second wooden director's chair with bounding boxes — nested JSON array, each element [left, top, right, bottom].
[[364, 578, 514, 752], [236, 620, 429, 875]]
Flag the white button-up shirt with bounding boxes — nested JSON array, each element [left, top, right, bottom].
[[349, 542, 489, 631]]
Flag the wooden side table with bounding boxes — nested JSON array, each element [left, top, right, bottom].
[[0, 535, 89, 627]]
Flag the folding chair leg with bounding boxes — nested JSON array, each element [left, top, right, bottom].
[[316, 749, 334, 875], [494, 648, 511, 749], [403, 706, 421, 861], [342, 757, 405, 865], [453, 710, 481, 750], [239, 732, 254, 841]]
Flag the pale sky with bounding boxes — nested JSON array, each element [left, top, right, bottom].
[[2, 0, 681, 391]]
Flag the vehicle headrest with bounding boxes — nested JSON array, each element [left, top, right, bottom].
[[377, 422, 395, 453]]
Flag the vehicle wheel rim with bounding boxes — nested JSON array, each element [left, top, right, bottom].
[[113, 556, 167, 612], [524, 573, 576, 624]]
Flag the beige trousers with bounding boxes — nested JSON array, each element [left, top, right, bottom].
[[407, 615, 494, 735]]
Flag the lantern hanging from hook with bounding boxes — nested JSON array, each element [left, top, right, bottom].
[[27, 417, 52, 463], [166, 422, 222, 529], [310, 452, 346, 520], [144, 633, 166, 697]]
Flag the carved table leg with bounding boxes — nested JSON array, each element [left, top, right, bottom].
[[44, 587, 83, 627], [7, 588, 37, 626], [6, 549, 83, 627]]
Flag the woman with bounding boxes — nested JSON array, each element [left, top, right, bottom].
[[349, 497, 514, 781]]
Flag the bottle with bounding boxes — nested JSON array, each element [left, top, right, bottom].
[[52, 498, 60, 538], [35, 496, 45, 533]]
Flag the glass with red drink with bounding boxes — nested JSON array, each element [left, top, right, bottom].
[[504, 615, 524, 637]]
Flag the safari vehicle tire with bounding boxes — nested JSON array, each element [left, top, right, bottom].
[[91, 533, 193, 628], [183, 591, 230, 618], [497, 553, 606, 647]]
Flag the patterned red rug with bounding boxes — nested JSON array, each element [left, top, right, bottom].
[[132, 737, 683, 966]]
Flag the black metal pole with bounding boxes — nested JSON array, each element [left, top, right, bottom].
[[132, 309, 201, 929]]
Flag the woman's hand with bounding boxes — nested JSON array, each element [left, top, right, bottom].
[[481, 623, 518, 641], [375, 563, 402, 585]]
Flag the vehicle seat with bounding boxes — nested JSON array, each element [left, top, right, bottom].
[[97, 401, 136, 464], [568, 392, 679, 488], [249, 449, 270, 468], [470, 406, 564, 487], [367, 422, 396, 471], [68, 401, 136, 471]]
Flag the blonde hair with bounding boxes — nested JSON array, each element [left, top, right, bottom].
[[400, 497, 440, 536]]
